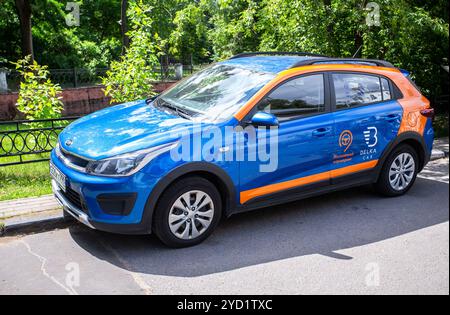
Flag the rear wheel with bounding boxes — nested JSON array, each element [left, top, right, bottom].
[[375, 144, 419, 196], [153, 176, 222, 248]]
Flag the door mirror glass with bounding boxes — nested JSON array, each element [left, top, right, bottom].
[[250, 112, 279, 127]]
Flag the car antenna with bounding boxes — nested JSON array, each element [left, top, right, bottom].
[[352, 45, 363, 58]]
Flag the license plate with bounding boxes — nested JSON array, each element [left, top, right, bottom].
[[50, 163, 66, 192]]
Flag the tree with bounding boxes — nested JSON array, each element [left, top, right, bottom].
[[121, 0, 130, 52], [14, 0, 34, 60], [102, 0, 161, 103], [13, 55, 64, 120]]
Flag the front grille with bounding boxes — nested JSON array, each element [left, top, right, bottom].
[[61, 186, 86, 212], [60, 149, 89, 168]]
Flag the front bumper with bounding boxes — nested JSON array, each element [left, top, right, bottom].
[[50, 149, 163, 234], [52, 179, 95, 229]]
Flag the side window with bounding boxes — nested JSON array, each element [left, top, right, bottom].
[[381, 78, 392, 101], [258, 74, 325, 120], [333, 73, 384, 109]]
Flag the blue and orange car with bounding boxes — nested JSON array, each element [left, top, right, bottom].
[[50, 52, 435, 247]]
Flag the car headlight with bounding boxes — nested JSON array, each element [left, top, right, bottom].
[[86, 142, 177, 177]]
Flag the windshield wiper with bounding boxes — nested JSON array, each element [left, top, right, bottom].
[[155, 98, 193, 120]]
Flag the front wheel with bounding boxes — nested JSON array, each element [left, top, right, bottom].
[[153, 176, 222, 248], [375, 144, 419, 196]]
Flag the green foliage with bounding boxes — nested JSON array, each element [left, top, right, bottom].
[[12, 56, 64, 120], [0, 0, 122, 70], [434, 114, 449, 138], [0, 0, 448, 110], [169, 1, 211, 63], [102, 0, 161, 103]]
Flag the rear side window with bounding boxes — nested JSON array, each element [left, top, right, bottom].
[[258, 74, 325, 120], [333, 73, 392, 109], [381, 78, 392, 101]]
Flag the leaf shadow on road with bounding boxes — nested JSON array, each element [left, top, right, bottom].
[[68, 178, 449, 277]]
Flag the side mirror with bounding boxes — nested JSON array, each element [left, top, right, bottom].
[[250, 112, 279, 127]]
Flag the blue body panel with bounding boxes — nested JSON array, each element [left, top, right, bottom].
[[239, 113, 335, 191], [59, 100, 213, 160], [53, 117, 241, 225], [50, 57, 434, 231], [423, 118, 435, 152], [332, 100, 403, 168]]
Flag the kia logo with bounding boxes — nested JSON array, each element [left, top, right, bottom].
[[65, 139, 73, 147]]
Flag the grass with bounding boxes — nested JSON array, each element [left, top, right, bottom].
[[0, 160, 52, 201], [0, 122, 59, 202]]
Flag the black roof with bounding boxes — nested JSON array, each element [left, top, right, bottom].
[[290, 58, 395, 68], [229, 52, 395, 68], [229, 52, 329, 59]]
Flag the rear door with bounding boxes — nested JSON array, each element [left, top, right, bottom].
[[330, 72, 403, 179]]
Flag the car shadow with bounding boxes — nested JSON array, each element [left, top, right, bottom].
[[69, 178, 449, 277]]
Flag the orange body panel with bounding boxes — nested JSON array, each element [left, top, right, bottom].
[[240, 160, 379, 204]]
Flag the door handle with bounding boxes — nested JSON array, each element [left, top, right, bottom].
[[312, 127, 332, 137]]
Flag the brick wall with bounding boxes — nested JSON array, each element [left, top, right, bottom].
[[0, 81, 176, 121]]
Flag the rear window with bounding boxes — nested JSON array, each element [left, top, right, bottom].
[[332, 73, 402, 109], [333, 73, 383, 109]]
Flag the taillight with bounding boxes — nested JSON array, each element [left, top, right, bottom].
[[420, 108, 435, 119]]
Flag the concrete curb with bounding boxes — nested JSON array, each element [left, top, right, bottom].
[[0, 210, 74, 237], [0, 195, 60, 220], [431, 149, 448, 161]]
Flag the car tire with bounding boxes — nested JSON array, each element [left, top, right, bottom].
[[375, 144, 419, 197], [153, 176, 222, 248]]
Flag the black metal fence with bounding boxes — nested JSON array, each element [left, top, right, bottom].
[[0, 117, 80, 167], [2, 64, 202, 93], [5, 68, 108, 92]]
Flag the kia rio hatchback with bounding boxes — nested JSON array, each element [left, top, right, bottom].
[[51, 52, 435, 247]]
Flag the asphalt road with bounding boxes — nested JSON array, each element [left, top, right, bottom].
[[0, 160, 448, 295]]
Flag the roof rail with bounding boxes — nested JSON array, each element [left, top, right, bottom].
[[229, 52, 329, 59], [290, 58, 395, 69]]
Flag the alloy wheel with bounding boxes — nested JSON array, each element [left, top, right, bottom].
[[389, 152, 416, 191], [168, 190, 215, 240]]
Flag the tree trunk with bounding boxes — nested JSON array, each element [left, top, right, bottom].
[[354, 0, 368, 58], [15, 0, 34, 61], [354, 31, 363, 58], [121, 0, 130, 54], [323, 0, 335, 56]]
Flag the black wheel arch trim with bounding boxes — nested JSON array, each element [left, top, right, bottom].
[[374, 131, 430, 181], [141, 162, 237, 234]]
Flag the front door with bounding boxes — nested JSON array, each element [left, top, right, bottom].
[[239, 73, 335, 204]]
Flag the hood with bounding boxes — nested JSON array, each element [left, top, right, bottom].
[[59, 100, 209, 160]]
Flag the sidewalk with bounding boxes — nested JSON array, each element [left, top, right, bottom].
[[0, 137, 449, 229], [433, 137, 449, 158], [0, 195, 60, 220]]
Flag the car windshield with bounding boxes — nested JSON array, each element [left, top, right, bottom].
[[159, 63, 275, 122]]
